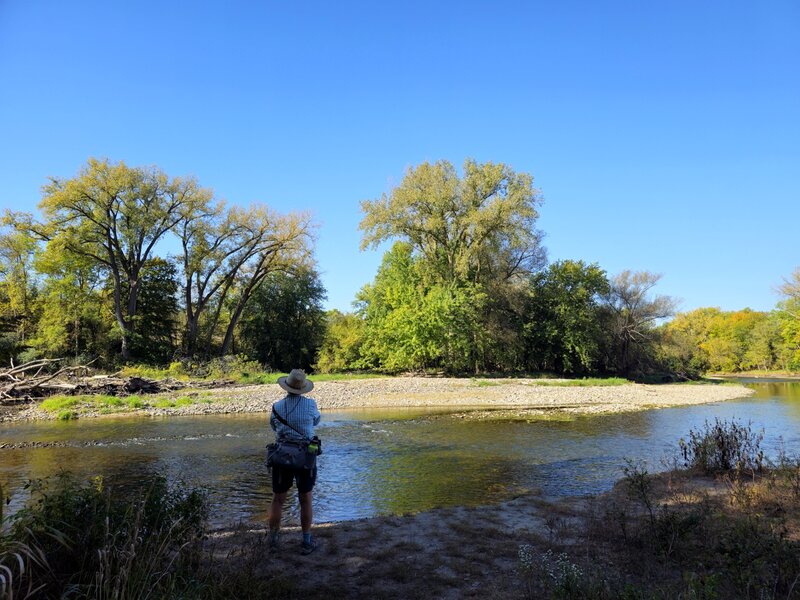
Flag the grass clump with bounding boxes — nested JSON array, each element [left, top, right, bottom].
[[471, 379, 504, 387], [152, 394, 205, 409], [512, 422, 800, 599], [40, 394, 149, 416], [1, 473, 208, 600], [532, 377, 629, 387], [679, 417, 765, 474], [39, 395, 81, 412]]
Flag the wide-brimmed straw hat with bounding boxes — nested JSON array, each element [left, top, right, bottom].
[[277, 369, 314, 394]]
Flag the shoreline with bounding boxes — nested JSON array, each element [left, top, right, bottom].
[[4, 377, 755, 423], [205, 465, 798, 598]]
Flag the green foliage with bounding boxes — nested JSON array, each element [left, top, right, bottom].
[[2, 473, 207, 599], [238, 267, 326, 372], [355, 159, 550, 374], [4, 155, 796, 380], [777, 296, 800, 371], [178, 202, 315, 358], [315, 309, 368, 373], [360, 159, 545, 286], [120, 361, 190, 380], [525, 260, 609, 374], [679, 418, 765, 474], [661, 306, 792, 375], [0, 215, 40, 363], [37, 158, 214, 361], [127, 257, 180, 364], [356, 242, 488, 372], [123, 355, 270, 382], [27, 232, 111, 362]]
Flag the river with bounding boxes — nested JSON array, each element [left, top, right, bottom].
[[1, 380, 798, 527]]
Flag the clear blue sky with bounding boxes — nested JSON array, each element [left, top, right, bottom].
[[1, 1, 798, 313]]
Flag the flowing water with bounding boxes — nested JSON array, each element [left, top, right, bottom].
[[2, 381, 799, 527]]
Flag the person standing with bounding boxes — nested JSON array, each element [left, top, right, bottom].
[[268, 369, 321, 555]]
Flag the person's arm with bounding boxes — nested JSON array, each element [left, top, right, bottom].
[[269, 405, 278, 432], [311, 400, 321, 426]]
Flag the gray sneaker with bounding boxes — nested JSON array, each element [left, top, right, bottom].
[[300, 537, 318, 555]]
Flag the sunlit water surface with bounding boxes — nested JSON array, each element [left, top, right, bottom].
[[2, 381, 798, 527]]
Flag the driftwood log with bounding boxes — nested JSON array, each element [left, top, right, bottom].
[[0, 359, 193, 404]]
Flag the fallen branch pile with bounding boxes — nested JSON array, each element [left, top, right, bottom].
[[0, 359, 188, 404]]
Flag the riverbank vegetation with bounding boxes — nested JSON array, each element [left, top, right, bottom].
[[3, 420, 798, 599], [1, 158, 798, 384]]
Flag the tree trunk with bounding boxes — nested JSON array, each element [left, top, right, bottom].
[[220, 299, 248, 356]]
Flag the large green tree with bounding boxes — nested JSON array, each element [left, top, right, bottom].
[[360, 159, 545, 285], [0, 215, 39, 361], [29, 235, 109, 361], [356, 242, 487, 373], [357, 159, 544, 373], [127, 258, 181, 364], [525, 260, 609, 374], [177, 202, 315, 356], [35, 159, 212, 361], [238, 267, 326, 371], [315, 310, 367, 373], [777, 266, 800, 369]]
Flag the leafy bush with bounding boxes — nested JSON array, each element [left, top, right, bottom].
[[679, 418, 765, 474]]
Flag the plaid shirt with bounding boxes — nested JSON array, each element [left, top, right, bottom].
[[270, 394, 321, 442]]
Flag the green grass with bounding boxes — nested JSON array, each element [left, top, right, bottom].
[[41, 394, 149, 414], [530, 377, 629, 387], [471, 379, 505, 387], [39, 396, 81, 412], [231, 371, 275, 384], [39, 390, 221, 416], [151, 393, 213, 409], [678, 378, 741, 386], [57, 410, 77, 421], [303, 372, 386, 382]]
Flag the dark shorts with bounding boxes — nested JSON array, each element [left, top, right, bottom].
[[271, 465, 317, 494]]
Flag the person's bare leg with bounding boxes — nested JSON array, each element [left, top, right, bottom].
[[269, 491, 287, 529], [298, 491, 313, 533]]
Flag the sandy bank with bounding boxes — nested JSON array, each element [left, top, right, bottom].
[[207, 466, 789, 599]]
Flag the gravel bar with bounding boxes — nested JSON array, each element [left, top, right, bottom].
[[7, 377, 754, 422]]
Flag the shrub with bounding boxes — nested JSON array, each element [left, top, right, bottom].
[[1, 473, 208, 599], [57, 410, 77, 421], [679, 418, 765, 474]]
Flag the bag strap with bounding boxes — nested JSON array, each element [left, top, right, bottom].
[[272, 405, 311, 442]]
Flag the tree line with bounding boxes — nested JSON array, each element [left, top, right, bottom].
[[0, 158, 323, 371], [1, 158, 798, 378]]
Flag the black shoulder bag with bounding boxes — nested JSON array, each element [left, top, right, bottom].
[[266, 405, 322, 472]]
